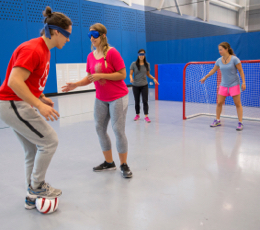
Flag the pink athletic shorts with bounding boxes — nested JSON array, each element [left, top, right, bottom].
[[218, 85, 241, 97]]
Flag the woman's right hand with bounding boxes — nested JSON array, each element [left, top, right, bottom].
[[61, 82, 77, 92], [130, 78, 134, 83], [199, 77, 206, 84]]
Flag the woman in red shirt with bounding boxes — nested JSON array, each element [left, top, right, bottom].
[[62, 23, 132, 179], [0, 6, 72, 209]]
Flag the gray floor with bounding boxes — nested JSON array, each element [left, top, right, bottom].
[[1, 88, 260, 230]]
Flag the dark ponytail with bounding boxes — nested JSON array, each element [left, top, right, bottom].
[[219, 42, 235, 55], [41, 6, 72, 36], [136, 49, 149, 71]]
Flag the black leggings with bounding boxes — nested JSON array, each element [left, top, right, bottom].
[[132, 84, 149, 115]]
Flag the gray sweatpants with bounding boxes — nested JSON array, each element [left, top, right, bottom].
[[0, 100, 58, 188], [94, 94, 128, 154]]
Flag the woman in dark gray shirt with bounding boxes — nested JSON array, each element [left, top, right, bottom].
[[130, 49, 159, 123]]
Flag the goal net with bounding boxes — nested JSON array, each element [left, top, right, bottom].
[[183, 60, 260, 121]]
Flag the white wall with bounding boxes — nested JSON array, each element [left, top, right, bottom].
[[88, 0, 256, 30], [143, 0, 244, 27], [248, 0, 260, 32]]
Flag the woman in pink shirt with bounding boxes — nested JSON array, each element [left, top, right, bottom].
[[62, 23, 132, 178]]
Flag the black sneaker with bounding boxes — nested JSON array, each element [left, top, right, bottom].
[[93, 161, 116, 172], [120, 163, 133, 178]]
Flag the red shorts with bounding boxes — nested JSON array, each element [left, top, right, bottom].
[[218, 85, 241, 97]]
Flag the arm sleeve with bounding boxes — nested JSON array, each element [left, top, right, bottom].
[[147, 63, 150, 71], [86, 54, 91, 73], [234, 56, 241, 65], [215, 58, 220, 67], [13, 48, 40, 73], [108, 48, 125, 72], [130, 62, 135, 70]]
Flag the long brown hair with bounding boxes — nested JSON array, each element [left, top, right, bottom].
[[136, 49, 149, 71], [89, 23, 110, 68], [219, 42, 235, 55], [41, 6, 72, 36]]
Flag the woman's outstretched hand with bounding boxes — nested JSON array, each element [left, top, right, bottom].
[[61, 82, 78, 92], [199, 77, 206, 84]]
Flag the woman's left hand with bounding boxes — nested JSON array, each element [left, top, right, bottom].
[[242, 83, 246, 91], [153, 78, 159, 85], [88, 73, 102, 82]]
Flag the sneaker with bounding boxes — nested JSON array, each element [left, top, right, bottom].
[[120, 163, 133, 178], [25, 196, 36, 210], [93, 161, 116, 172], [236, 122, 243, 131], [27, 181, 62, 199], [134, 115, 140, 121], [210, 119, 221, 127], [144, 117, 151, 123]]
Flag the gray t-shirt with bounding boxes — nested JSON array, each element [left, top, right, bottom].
[[130, 62, 150, 87], [215, 56, 241, 87]]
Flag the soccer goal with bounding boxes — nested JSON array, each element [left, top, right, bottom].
[[183, 60, 260, 121]]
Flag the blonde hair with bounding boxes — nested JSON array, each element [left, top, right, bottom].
[[89, 23, 109, 68]]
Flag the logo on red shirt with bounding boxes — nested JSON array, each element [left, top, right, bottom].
[[39, 62, 50, 91]]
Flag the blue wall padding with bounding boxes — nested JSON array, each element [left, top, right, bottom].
[[0, 0, 147, 93], [145, 11, 245, 43], [1, 0, 259, 94], [158, 64, 186, 101], [0, 0, 28, 85], [147, 32, 260, 89]]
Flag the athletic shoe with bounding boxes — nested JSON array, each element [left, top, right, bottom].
[[144, 117, 151, 123], [134, 115, 140, 121], [93, 161, 116, 172], [236, 122, 243, 131], [27, 181, 62, 199], [25, 196, 36, 210], [210, 119, 221, 127], [120, 163, 133, 178]]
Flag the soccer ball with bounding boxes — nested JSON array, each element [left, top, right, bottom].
[[35, 197, 59, 214]]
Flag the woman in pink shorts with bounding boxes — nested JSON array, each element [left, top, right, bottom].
[[200, 42, 246, 131]]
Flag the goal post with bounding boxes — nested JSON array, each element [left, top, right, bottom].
[[183, 60, 260, 121]]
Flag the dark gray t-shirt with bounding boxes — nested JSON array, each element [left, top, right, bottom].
[[130, 62, 150, 87]]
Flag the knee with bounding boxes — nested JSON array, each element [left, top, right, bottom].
[[49, 131, 59, 149], [235, 102, 242, 108], [95, 123, 105, 135], [113, 127, 125, 139], [217, 101, 224, 107], [44, 130, 58, 150]]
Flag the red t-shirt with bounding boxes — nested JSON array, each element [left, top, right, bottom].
[[86, 48, 128, 102], [0, 37, 50, 101]]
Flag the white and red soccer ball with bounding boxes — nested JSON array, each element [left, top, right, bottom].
[[36, 197, 59, 214]]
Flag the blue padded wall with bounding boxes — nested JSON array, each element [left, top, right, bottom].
[[104, 5, 121, 53], [0, 0, 27, 85], [158, 64, 185, 101], [53, 0, 82, 63], [136, 10, 146, 51], [0, 0, 147, 93], [25, 0, 57, 94], [80, 1, 103, 63], [147, 31, 260, 89], [145, 11, 245, 42], [121, 8, 137, 85]]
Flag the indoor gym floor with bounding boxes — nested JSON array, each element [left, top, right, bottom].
[[0, 88, 260, 230]]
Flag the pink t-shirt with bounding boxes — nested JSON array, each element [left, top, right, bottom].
[[86, 48, 128, 102]]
